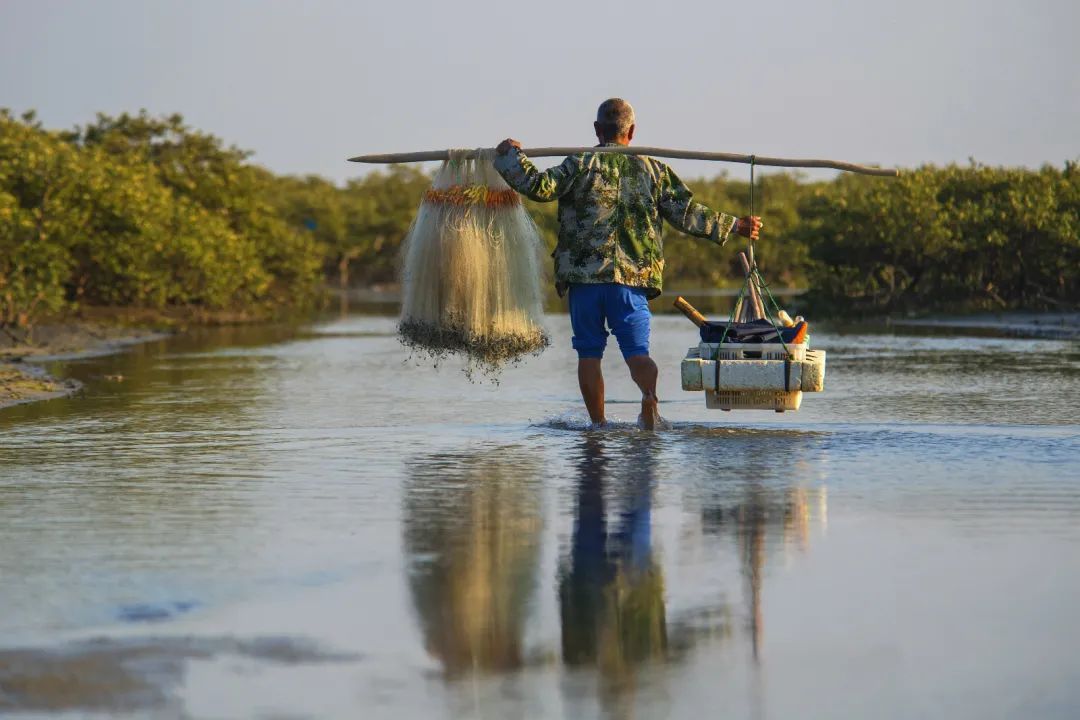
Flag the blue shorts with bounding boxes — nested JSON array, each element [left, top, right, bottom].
[[568, 283, 651, 360]]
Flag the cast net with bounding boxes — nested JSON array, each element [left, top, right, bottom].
[[398, 149, 550, 377]]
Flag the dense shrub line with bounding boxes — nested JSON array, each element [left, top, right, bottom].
[[0, 110, 323, 326], [795, 164, 1079, 314], [2, 110, 1076, 327]]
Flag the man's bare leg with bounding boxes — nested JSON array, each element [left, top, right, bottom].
[[626, 354, 659, 430], [578, 358, 606, 426]]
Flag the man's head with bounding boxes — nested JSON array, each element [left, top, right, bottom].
[[594, 98, 635, 145]]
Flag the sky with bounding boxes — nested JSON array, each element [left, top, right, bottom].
[[2, 0, 1077, 184]]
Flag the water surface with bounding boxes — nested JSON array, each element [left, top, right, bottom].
[[1, 313, 1078, 718]]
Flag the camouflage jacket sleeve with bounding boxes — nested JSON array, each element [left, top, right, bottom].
[[493, 148, 579, 202], [658, 164, 737, 245]]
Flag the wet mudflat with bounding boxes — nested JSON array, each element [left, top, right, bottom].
[[1, 312, 1078, 719]]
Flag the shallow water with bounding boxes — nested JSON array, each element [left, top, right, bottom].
[[1, 312, 1079, 719]]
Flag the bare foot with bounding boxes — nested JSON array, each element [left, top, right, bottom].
[[639, 392, 659, 431]]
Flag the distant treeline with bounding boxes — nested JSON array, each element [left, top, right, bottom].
[[2, 110, 1077, 327]]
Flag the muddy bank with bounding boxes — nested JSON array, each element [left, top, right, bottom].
[[0, 322, 171, 410], [0, 636, 360, 714], [0, 364, 80, 409], [890, 312, 1080, 340]]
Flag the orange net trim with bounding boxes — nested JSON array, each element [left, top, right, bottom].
[[423, 185, 520, 208]]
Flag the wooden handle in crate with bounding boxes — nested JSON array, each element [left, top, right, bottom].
[[673, 297, 708, 327]]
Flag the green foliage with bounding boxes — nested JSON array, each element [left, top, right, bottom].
[[0, 110, 324, 327], [2, 108, 1076, 327], [340, 166, 431, 283], [265, 165, 430, 286], [798, 163, 1080, 314], [0, 111, 82, 325], [673, 173, 818, 289]]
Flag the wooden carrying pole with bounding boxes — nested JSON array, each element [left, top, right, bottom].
[[349, 146, 899, 177]]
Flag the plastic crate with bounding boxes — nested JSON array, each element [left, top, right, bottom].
[[704, 341, 807, 362], [706, 389, 803, 412]]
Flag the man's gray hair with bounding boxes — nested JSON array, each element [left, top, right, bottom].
[[596, 98, 635, 140]]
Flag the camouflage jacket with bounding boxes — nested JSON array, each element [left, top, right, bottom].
[[493, 144, 737, 298]]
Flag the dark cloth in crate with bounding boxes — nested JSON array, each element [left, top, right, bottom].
[[699, 320, 806, 344]]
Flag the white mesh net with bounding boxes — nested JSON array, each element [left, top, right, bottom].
[[398, 149, 550, 378]]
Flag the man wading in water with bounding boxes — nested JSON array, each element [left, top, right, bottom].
[[495, 98, 762, 430]]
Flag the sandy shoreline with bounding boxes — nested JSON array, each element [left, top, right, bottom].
[[890, 312, 1080, 340], [0, 322, 172, 410]]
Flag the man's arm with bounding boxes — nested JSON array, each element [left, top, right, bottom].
[[657, 164, 739, 244], [493, 139, 578, 203]]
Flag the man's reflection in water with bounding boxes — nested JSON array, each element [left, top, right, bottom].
[[398, 433, 825, 718], [559, 435, 666, 713], [402, 450, 542, 677]]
